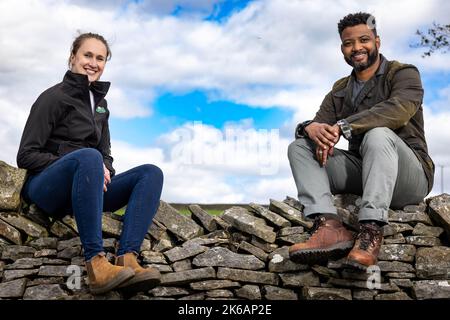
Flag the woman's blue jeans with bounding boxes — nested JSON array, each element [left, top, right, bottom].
[[22, 148, 164, 261]]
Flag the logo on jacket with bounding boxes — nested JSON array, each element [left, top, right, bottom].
[[95, 106, 106, 113]]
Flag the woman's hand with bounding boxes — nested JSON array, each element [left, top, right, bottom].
[[103, 163, 111, 192]]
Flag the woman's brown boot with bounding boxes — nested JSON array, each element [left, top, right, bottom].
[[85, 253, 135, 295], [116, 252, 161, 293]]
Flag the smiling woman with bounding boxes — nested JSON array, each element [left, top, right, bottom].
[[16, 32, 164, 296]]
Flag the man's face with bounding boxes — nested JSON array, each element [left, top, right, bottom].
[[340, 24, 380, 72]]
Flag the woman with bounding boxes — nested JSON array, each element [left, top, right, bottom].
[[17, 33, 163, 295]]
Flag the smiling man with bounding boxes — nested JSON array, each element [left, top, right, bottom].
[[287, 12, 434, 269]]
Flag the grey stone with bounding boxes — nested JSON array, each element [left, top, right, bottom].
[[0, 278, 28, 298], [333, 194, 360, 209], [352, 289, 377, 300], [57, 246, 81, 259], [341, 269, 382, 281], [390, 278, 413, 288], [405, 236, 442, 246], [23, 284, 69, 300], [149, 286, 190, 297], [388, 210, 433, 225], [141, 251, 168, 264], [0, 213, 48, 238], [412, 280, 450, 299], [250, 236, 278, 253], [378, 244, 416, 262], [377, 261, 415, 273], [234, 285, 261, 300], [2, 245, 36, 261], [268, 199, 313, 229], [336, 207, 360, 231], [206, 289, 234, 298], [383, 234, 406, 244], [193, 247, 265, 270], [43, 258, 70, 265], [0, 218, 22, 245], [222, 207, 276, 243], [101, 214, 122, 238], [154, 201, 204, 241], [217, 267, 278, 286], [164, 243, 207, 263], [146, 264, 173, 273], [382, 223, 414, 237], [184, 237, 229, 247], [213, 216, 233, 231], [71, 256, 85, 266], [328, 278, 400, 292], [0, 161, 27, 211], [57, 237, 81, 251], [4, 257, 43, 269], [38, 265, 71, 277], [172, 259, 192, 272], [375, 291, 412, 300], [428, 193, 450, 238], [161, 267, 216, 285], [403, 202, 427, 213], [178, 293, 205, 300], [238, 241, 268, 262], [148, 220, 167, 240], [29, 237, 58, 250], [278, 226, 304, 237], [416, 246, 450, 279], [50, 221, 77, 239], [140, 238, 152, 252], [23, 204, 51, 228], [103, 238, 117, 251], [200, 230, 230, 240], [3, 269, 39, 281], [264, 285, 297, 300], [412, 223, 444, 237], [277, 233, 309, 245], [302, 287, 352, 300], [27, 277, 65, 287], [249, 203, 291, 228], [188, 204, 217, 232], [190, 280, 241, 291], [279, 271, 320, 288], [62, 215, 78, 233], [311, 265, 340, 278], [129, 294, 151, 300], [283, 196, 304, 211], [268, 247, 309, 272], [385, 272, 416, 279], [34, 249, 58, 258], [152, 232, 175, 252]]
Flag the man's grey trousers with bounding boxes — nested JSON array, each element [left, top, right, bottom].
[[287, 127, 428, 223]]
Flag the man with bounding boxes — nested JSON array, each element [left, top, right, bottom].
[[287, 12, 434, 269]]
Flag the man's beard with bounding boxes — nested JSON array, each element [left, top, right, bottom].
[[345, 47, 379, 72]]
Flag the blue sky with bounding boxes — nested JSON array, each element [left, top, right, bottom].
[[1, 0, 450, 203]]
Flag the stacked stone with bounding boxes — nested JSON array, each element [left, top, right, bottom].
[[1, 160, 450, 300]]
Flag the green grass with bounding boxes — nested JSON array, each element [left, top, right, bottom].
[[114, 207, 223, 216]]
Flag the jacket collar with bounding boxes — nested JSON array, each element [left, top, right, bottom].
[[62, 70, 111, 99]]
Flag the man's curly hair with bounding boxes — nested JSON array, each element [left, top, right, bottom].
[[338, 12, 377, 37]]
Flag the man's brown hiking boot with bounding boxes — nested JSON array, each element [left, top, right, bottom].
[[289, 215, 354, 264], [85, 253, 135, 295], [345, 222, 383, 270], [116, 252, 161, 293]]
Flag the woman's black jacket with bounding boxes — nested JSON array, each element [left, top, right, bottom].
[[17, 70, 116, 176]]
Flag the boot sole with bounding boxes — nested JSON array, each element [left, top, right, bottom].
[[118, 273, 161, 294], [90, 269, 135, 295], [289, 240, 354, 265]]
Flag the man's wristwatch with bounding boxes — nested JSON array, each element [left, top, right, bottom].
[[337, 119, 352, 140]]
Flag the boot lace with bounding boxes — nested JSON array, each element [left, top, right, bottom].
[[357, 223, 381, 250]]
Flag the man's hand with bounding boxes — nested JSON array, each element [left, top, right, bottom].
[[308, 123, 341, 166], [103, 164, 111, 192]]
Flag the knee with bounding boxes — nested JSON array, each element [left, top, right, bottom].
[[360, 127, 396, 154], [139, 164, 164, 184], [73, 148, 103, 163], [287, 138, 311, 160]]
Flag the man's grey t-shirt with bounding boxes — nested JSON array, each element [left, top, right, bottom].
[[352, 78, 366, 106]]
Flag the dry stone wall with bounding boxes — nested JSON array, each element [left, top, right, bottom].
[[1, 161, 450, 300]]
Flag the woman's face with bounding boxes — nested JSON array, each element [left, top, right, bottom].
[[70, 38, 107, 83]]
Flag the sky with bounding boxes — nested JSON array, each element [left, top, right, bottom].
[[1, 0, 449, 204]]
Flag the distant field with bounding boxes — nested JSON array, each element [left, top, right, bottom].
[[113, 205, 242, 216]]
